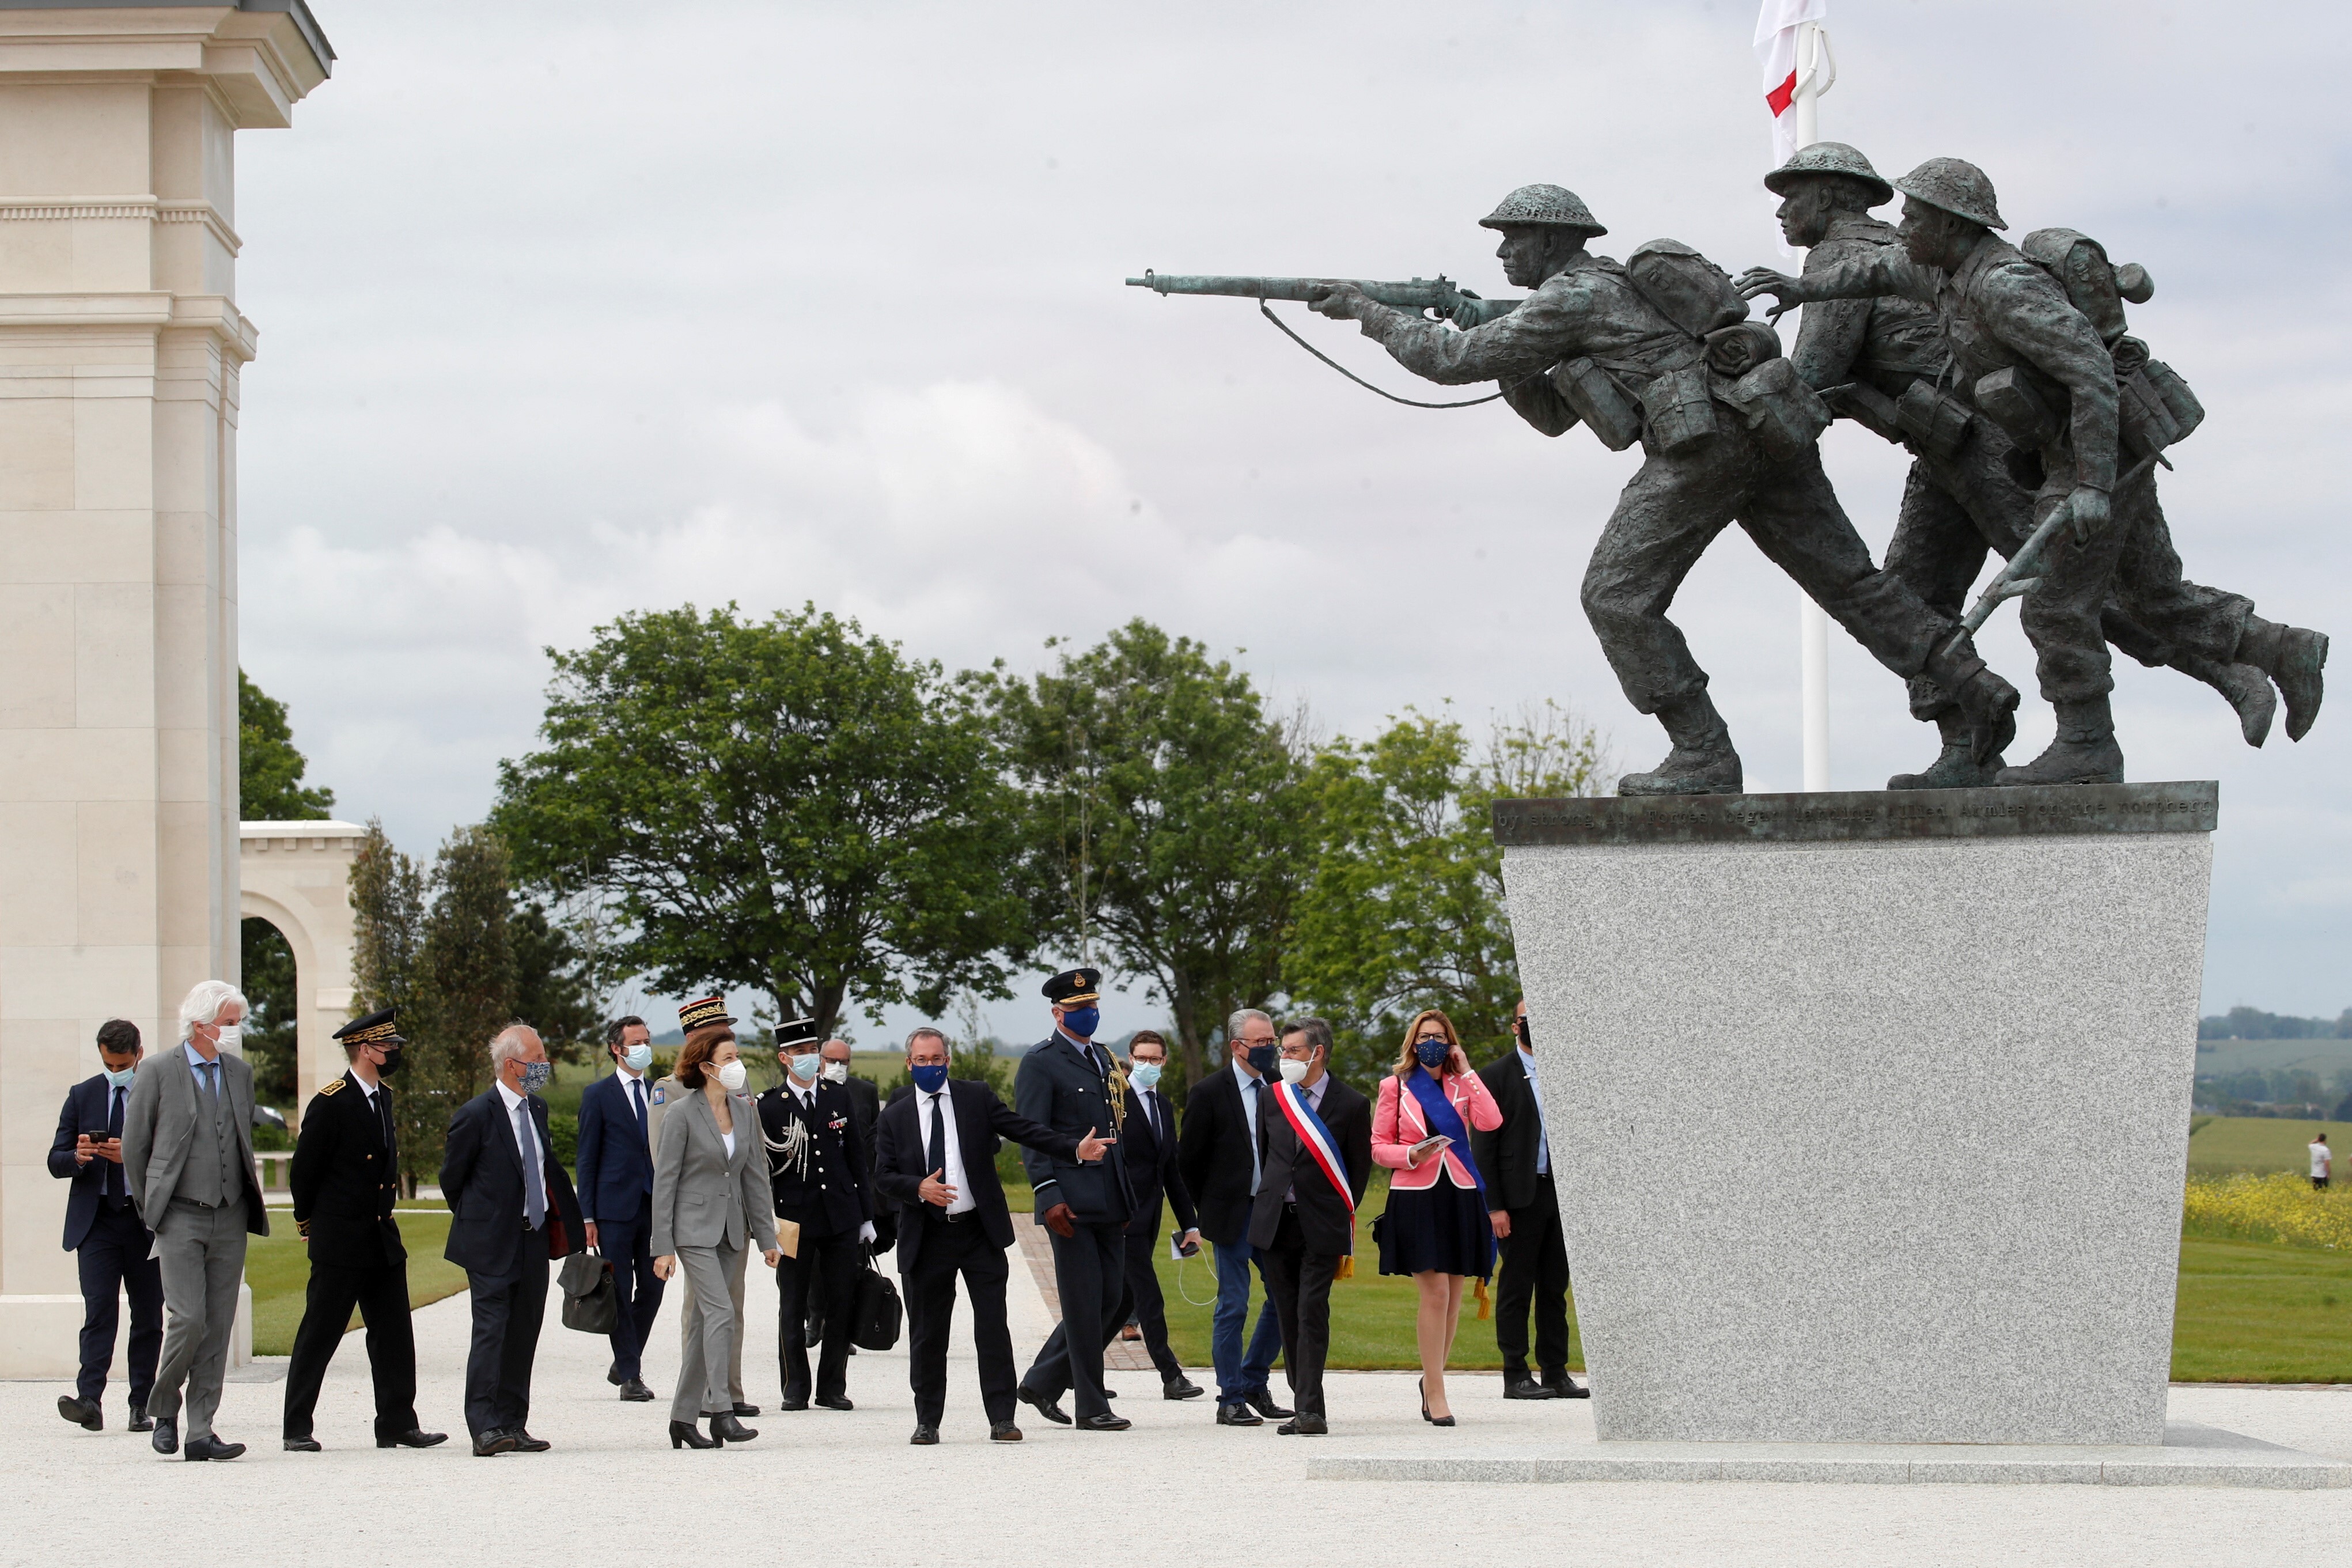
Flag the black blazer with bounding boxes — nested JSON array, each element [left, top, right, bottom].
[[840, 1073, 881, 1171], [873, 1078, 1075, 1274], [440, 1086, 585, 1278], [1014, 1033, 1134, 1225], [291, 1071, 406, 1270], [756, 1080, 872, 1238], [1120, 1084, 1198, 1239], [574, 1070, 656, 1223], [49, 1075, 141, 1253], [1471, 1050, 1548, 1213], [1177, 1063, 1261, 1247], [1248, 1074, 1372, 1258]]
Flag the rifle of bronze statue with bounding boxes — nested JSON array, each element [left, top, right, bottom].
[[1125, 270, 1521, 328]]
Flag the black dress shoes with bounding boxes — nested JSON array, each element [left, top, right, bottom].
[[618, 1378, 655, 1403], [1214, 1402, 1263, 1427], [778, 1392, 810, 1412], [150, 1415, 178, 1455], [814, 1393, 854, 1411], [1503, 1374, 1556, 1400], [1542, 1372, 1590, 1399], [607, 1364, 628, 1387], [1277, 1414, 1328, 1435], [909, 1423, 940, 1445], [1162, 1376, 1205, 1400], [283, 1436, 323, 1452], [732, 1402, 761, 1416], [1245, 1388, 1294, 1421], [377, 1428, 449, 1449], [56, 1395, 101, 1431], [1102, 1387, 1120, 1400], [472, 1429, 519, 1457], [709, 1413, 759, 1445], [183, 1434, 245, 1461], [1075, 1412, 1132, 1431], [989, 1421, 1022, 1442], [510, 1430, 552, 1452], [128, 1402, 153, 1434], [1017, 1385, 1072, 1425]]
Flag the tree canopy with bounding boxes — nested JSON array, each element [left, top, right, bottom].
[[238, 668, 334, 821]]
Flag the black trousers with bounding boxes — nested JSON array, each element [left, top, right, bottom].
[[1123, 1230, 1183, 1380], [1258, 1207, 1339, 1419], [1022, 1218, 1126, 1420], [463, 1249, 548, 1438], [75, 1203, 162, 1406], [600, 1194, 665, 1382], [903, 1214, 1016, 1427], [282, 1258, 421, 1439], [1025, 1228, 1157, 1402], [1494, 1174, 1571, 1376], [776, 1224, 859, 1402]]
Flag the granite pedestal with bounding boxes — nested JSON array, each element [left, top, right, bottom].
[[1495, 783, 2215, 1449]]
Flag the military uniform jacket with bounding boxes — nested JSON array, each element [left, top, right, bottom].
[[1807, 234, 2119, 488], [1791, 213, 1947, 399], [290, 1070, 406, 1271], [1015, 1033, 1134, 1225], [758, 1080, 872, 1239]]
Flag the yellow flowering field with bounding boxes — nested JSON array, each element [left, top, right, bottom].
[[2183, 1171, 2352, 1251]]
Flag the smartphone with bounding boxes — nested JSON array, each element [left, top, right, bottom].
[[1169, 1230, 1200, 1259]]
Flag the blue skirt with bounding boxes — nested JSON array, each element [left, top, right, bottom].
[[1380, 1176, 1495, 1281]]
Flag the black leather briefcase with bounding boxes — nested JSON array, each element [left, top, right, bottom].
[[559, 1249, 619, 1336], [851, 1250, 903, 1351]]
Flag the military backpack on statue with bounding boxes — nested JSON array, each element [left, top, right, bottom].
[[558, 1249, 619, 1335], [850, 1245, 903, 1350]]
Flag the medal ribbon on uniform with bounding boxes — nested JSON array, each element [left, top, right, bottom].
[[1272, 1080, 1355, 1219]]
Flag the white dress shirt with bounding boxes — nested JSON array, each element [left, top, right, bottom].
[[1236, 1059, 1265, 1196], [923, 1088, 976, 1215], [495, 1078, 543, 1226], [1518, 1046, 1551, 1177]]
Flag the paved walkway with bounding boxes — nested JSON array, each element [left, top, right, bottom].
[[5, 1244, 2349, 1567]]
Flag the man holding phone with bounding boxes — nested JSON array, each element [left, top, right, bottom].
[[1119, 1030, 1203, 1400], [48, 1019, 162, 1434], [1472, 999, 1585, 1399]]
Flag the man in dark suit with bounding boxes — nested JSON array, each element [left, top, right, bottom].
[[281, 1009, 447, 1452], [803, 1034, 887, 1349], [48, 1018, 161, 1434], [874, 1025, 1104, 1445], [1249, 1017, 1371, 1436], [1014, 967, 1135, 1432], [1116, 1030, 1202, 1399], [575, 1014, 664, 1402], [1472, 999, 1586, 1400], [758, 1017, 876, 1410], [1176, 1009, 1290, 1426], [440, 1023, 585, 1456]]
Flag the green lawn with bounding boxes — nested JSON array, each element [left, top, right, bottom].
[[2172, 1236, 2352, 1381], [246, 1210, 467, 1357], [2188, 1115, 2348, 1176]]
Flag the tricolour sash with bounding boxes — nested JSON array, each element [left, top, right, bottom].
[[1272, 1081, 1355, 1219]]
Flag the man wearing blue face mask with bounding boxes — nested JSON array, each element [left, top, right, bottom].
[[50, 1018, 162, 1436], [575, 1015, 666, 1402]]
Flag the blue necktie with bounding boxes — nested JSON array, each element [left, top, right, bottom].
[[106, 1086, 125, 1200], [1245, 1079, 1263, 1196], [630, 1079, 647, 1140], [519, 1103, 546, 1229]]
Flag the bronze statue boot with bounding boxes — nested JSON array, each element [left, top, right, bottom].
[[1995, 698, 2124, 786], [1922, 637, 2020, 766], [2174, 654, 2275, 747], [1888, 713, 2003, 790], [1618, 694, 1743, 797], [2236, 619, 2328, 743]]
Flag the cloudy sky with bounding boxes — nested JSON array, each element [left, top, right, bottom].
[[231, 0, 2351, 1034]]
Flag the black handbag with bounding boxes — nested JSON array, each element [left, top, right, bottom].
[[559, 1249, 619, 1335], [850, 1247, 903, 1351]]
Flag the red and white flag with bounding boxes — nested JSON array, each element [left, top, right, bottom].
[[1755, 0, 1829, 166]]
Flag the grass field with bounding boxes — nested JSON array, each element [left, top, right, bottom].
[[245, 1204, 466, 1357], [2171, 1237, 2352, 1381], [2187, 1115, 2347, 1176]]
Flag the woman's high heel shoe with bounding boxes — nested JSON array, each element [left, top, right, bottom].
[[710, 1412, 759, 1445], [670, 1419, 718, 1450], [1419, 1376, 1455, 1427]]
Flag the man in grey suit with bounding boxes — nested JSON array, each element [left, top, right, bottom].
[[122, 979, 271, 1461]]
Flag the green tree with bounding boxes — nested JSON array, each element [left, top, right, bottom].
[[350, 821, 428, 1187], [1286, 702, 1607, 1084], [512, 900, 604, 1064], [237, 668, 331, 1105], [491, 603, 1026, 1035], [991, 620, 1312, 1085]]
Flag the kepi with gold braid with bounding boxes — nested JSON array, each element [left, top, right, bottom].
[[678, 994, 736, 1033], [332, 1006, 405, 1048]]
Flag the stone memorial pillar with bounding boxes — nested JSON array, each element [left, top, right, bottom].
[[0, 2, 330, 1376], [1498, 782, 2215, 1446]]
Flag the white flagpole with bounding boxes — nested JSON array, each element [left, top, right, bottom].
[[1793, 20, 1832, 793]]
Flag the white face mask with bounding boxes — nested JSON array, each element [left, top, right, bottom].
[[820, 1061, 849, 1085], [715, 1060, 748, 1092], [210, 1024, 241, 1053], [1279, 1057, 1311, 1085]]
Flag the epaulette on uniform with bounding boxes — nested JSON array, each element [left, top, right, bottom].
[[317, 1078, 345, 1096]]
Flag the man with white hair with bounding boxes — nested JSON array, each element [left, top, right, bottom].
[[441, 1023, 586, 1456], [121, 979, 271, 1460]]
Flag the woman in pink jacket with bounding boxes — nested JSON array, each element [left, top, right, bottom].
[[1372, 1008, 1503, 1426]]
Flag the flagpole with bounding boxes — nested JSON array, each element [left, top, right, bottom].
[[1793, 19, 1831, 793]]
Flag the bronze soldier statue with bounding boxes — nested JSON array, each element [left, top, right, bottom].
[[1741, 158, 2327, 785], [1306, 184, 2020, 795]]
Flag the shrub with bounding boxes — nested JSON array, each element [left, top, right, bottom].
[[2183, 1171, 2352, 1250]]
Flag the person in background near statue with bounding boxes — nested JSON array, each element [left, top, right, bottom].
[[1016, 967, 1135, 1431], [1249, 1017, 1372, 1436], [1472, 1001, 1585, 1400], [1755, 142, 2322, 784], [576, 1014, 666, 1403], [758, 1016, 877, 1412], [441, 1023, 585, 1456], [281, 1009, 446, 1452], [1177, 1007, 1292, 1427], [1117, 1029, 1205, 1400], [804, 1034, 887, 1350], [49, 1018, 161, 1436], [2312, 1134, 2332, 1192], [122, 980, 270, 1461]]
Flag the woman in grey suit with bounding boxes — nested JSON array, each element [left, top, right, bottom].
[[652, 1020, 778, 1448]]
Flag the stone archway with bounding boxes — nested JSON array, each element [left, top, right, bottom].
[[240, 821, 365, 1121]]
